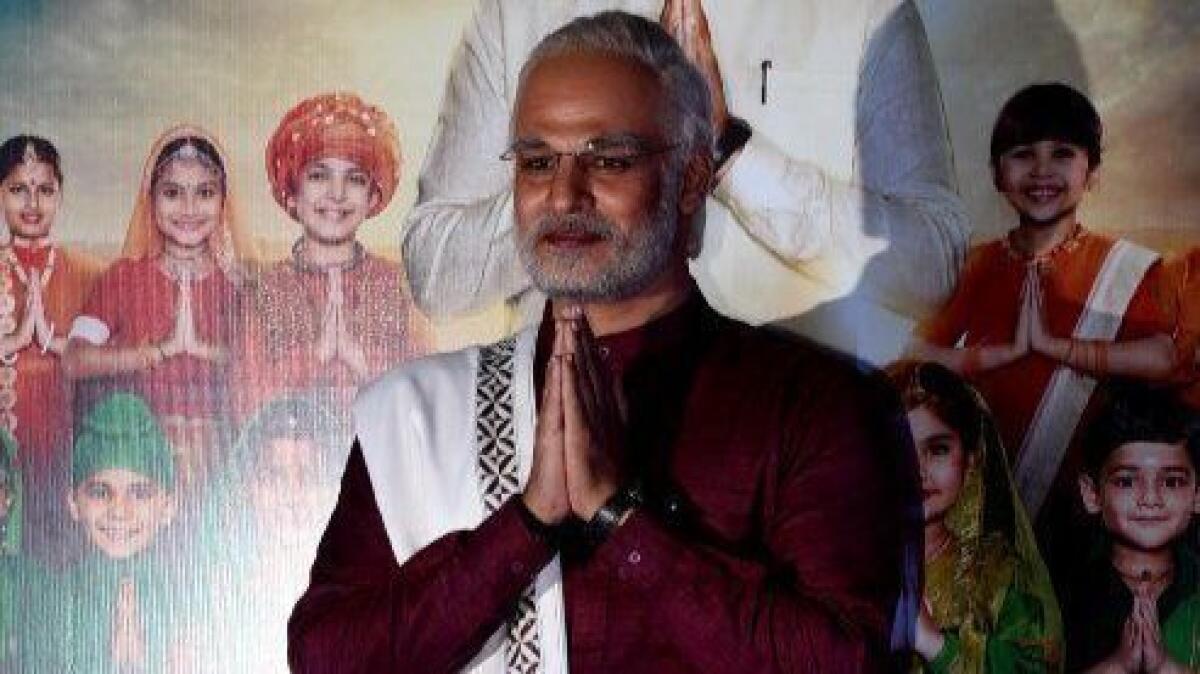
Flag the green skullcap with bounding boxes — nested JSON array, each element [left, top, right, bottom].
[[72, 393, 174, 489]]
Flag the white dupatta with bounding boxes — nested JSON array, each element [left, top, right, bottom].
[[1014, 239, 1159, 516], [354, 325, 570, 674]]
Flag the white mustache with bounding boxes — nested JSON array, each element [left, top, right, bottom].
[[533, 213, 616, 241]]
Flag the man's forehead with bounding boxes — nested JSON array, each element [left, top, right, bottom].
[[514, 51, 666, 137]]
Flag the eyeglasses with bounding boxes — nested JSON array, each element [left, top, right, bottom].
[[500, 136, 677, 180]]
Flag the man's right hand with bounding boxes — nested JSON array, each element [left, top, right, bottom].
[[660, 0, 730, 136], [522, 317, 571, 525]]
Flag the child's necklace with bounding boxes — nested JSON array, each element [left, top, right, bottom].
[[1115, 560, 1173, 595], [159, 251, 213, 282], [1004, 222, 1084, 263], [291, 238, 364, 273], [3, 243, 56, 290]]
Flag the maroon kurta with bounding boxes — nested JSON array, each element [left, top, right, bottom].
[[289, 293, 915, 673]]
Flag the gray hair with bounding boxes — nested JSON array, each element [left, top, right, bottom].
[[516, 11, 714, 158]]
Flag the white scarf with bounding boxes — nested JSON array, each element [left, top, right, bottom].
[[354, 325, 569, 674], [1014, 239, 1159, 516]]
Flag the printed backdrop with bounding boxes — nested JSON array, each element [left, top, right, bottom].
[[0, 1, 1197, 672]]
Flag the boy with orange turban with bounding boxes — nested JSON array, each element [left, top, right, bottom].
[[235, 93, 429, 418]]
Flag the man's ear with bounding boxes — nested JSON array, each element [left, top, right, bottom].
[[678, 149, 713, 218], [1085, 167, 1099, 192], [368, 186, 382, 214], [1079, 474, 1102, 515]]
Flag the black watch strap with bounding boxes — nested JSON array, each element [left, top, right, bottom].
[[582, 484, 643, 547], [714, 116, 752, 173]]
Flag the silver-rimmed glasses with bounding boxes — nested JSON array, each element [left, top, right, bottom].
[[501, 134, 678, 181]]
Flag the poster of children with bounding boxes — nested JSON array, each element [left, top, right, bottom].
[[1, 1, 1198, 671]]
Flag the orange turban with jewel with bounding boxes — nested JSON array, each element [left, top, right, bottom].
[[265, 92, 401, 218]]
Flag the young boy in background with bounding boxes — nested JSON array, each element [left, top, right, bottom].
[[29, 393, 191, 673], [236, 92, 430, 418], [1064, 389, 1200, 673]]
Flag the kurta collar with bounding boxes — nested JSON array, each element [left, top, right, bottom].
[[533, 285, 715, 393]]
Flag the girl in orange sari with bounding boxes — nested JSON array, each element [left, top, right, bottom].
[[64, 126, 257, 491]]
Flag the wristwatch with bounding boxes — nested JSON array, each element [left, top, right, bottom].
[[583, 483, 644, 547], [713, 116, 753, 174]]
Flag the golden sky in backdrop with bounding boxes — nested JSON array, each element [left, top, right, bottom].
[[1, 0, 1197, 257]]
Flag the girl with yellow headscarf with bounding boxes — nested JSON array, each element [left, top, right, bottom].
[[888, 360, 1063, 673]]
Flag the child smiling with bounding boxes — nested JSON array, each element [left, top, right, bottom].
[[235, 92, 430, 418], [1065, 389, 1200, 672], [29, 393, 195, 673], [911, 83, 1177, 581], [888, 360, 1062, 673]]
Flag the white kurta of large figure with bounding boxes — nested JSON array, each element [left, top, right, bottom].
[[403, 0, 968, 362]]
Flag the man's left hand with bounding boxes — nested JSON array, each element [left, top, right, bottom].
[[661, 0, 730, 136], [557, 305, 625, 520]]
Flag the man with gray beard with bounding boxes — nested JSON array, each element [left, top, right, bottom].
[[516, 164, 680, 300], [290, 11, 914, 674]]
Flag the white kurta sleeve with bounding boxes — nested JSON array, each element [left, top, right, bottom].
[[402, 0, 532, 320], [711, 0, 967, 319], [404, 0, 967, 324]]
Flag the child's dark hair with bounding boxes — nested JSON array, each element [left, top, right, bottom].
[[0, 135, 63, 185], [1082, 386, 1200, 478], [990, 82, 1103, 171]]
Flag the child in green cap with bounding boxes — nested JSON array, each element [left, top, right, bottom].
[[30, 393, 194, 673], [67, 392, 177, 560]]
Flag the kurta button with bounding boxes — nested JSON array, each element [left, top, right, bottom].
[[511, 561, 525, 574], [627, 550, 641, 565], [598, 346, 610, 359]]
